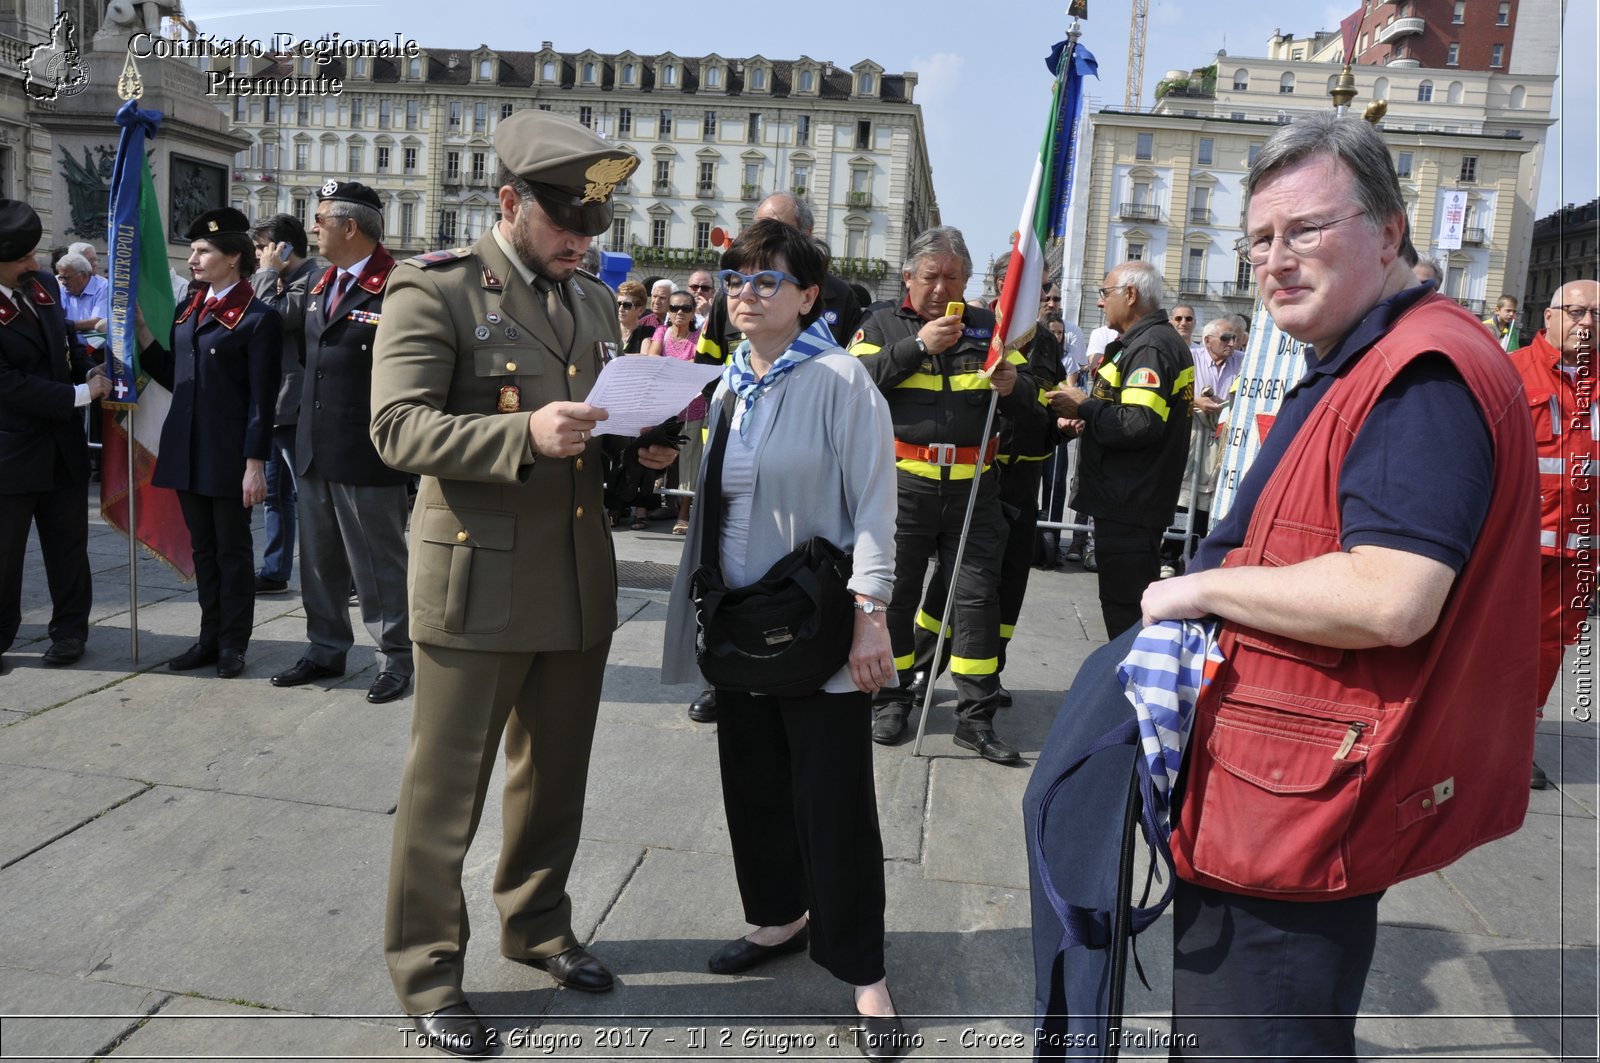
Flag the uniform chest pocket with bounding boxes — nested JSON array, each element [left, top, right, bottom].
[[1527, 393, 1557, 444], [473, 346, 543, 378]]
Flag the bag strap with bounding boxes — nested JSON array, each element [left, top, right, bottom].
[[697, 391, 739, 576]]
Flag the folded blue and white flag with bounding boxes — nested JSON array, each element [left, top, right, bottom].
[[1117, 620, 1225, 830]]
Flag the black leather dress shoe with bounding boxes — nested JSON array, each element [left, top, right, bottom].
[[254, 575, 289, 595], [1531, 761, 1552, 790], [270, 657, 343, 688], [413, 1002, 490, 1058], [688, 688, 718, 723], [708, 924, 809, 974], [518, 946, 615, 992], [854, 1013, 911, 1062], [216, 650, 246, 679], [995, 682, 1014, 708], [168, 642, 218, 671], [871, 710, 908, 746], [42, 638, 85, 666], [953, 724, 1022, 765], [367, 670, 411, 704]]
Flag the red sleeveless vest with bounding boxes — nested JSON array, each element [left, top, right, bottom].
[[1170, 294, 1541, 901]]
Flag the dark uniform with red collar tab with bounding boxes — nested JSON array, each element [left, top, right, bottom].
[[0, 260, 97, 664], [141, 231, 283, 661]]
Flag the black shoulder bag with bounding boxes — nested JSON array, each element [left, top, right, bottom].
[[689, 392, 855, 697]]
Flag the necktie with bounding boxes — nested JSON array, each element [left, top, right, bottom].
[[198, 297, 220, 323], [329, 272, 354, 315], [542, 277, 575, 353]]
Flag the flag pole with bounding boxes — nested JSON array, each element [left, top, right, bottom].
[[126, 405, 139, 662], [912, 14, 1085, 758]]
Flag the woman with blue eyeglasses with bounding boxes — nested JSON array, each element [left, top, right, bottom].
[[662, 220, 907, 1060]]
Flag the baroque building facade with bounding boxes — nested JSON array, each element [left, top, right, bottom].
[[219, 42, 937, 297]]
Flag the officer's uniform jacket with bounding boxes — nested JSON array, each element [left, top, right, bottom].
[[142, 282, 282, 497], [0, 273, 93, 494], [370, 231, 620, 654], [299, 246, 408, 486]]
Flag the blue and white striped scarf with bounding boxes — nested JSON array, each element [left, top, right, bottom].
[[721, 317, 837, 437], [1117, 619, 1226, 831]]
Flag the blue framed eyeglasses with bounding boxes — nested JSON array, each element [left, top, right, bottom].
[[718, 269, 803, 299]]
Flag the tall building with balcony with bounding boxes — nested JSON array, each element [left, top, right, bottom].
[[1061, 34, 1555, 330], [221, 42, 936, 297], [1523, 198, 1598, 334], [1342, 0, 1563, 74]]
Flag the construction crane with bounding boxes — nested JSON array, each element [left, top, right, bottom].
[[1125, 0, 1148, 111]]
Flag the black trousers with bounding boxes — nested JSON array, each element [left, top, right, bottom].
[[1172, 880, 1382, 1062], [177, 490, 256, 652], [716, 687, 887, 987], [0, 476, 91, 654], [1090, 517, 1163, 639]]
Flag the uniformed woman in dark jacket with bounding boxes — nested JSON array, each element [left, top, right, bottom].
[[137, 208, 282, 677]]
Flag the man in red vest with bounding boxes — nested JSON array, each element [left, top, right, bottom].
[[1509, 278, 1599, 789], [1141, 113, 1539, 1061]]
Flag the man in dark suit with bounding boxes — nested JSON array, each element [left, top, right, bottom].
[[270, 181, 411, 704], [0, 200, 109, 672]]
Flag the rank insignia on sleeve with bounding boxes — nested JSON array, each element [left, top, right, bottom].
[[1126, 367, 1161, 388]]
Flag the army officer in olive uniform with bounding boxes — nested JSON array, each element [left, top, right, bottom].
[[370, 110, 676, 1057]]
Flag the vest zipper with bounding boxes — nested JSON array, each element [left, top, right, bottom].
[[1332, 721, 1366, 761]]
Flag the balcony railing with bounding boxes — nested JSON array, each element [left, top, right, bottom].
[[697, 181, 716, 198], [847, 190, 872, 208], [1385, 57, 1421, 68], [654, 180, 672, 195], [1118, 202, 1162, 223], [741, 184, 761, 201], [1376, 16, 1425, 44], [1178, 274, 1208, 296], [1463, 227, 1487, 245], [1219, 281, 1255, 299], [1188, 206, 1211, 225]]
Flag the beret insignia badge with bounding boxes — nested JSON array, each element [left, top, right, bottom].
[[582, 157, 639, 204]]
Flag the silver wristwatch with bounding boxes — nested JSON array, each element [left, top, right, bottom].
[[852, 599, 884, 615]]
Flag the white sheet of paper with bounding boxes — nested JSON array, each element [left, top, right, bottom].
[[586, 355, 723, 437]]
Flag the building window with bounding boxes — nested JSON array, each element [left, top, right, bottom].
[[1127, 242, 1145, 261], [500, 103, 513, 120], [1186, 247, 1204, 282], [847, 228, 866, 259], [1491, 43, 1504, 67], [799, 69, 814, 92], [743, 160, 759, 187], [478, 58, 491, 80], [698, 159, 715, 191], [470, 151, 486, 181], [703, 110, 717, 140], [1197, 137, 1214, 166], [542, 60, 556, 81], [474, 103, 488, 133], [400, 202, 415, 244], [1497, 1, 1510, 24], [263, 98, 278, 122], [379, 99, 392, 128], [351, 58, 366, 78], [793, 163, 810, 195], [706, 66, 721, 88], [659, 108, 672, 139], [858, 72, 873, 94], [583, 61, 597, 83], [403, 146, 417, 173], [1452, 0, 1465, 21], [296, 98, 310, 124], [406, 99, 419, 129], [1135, 132, 1153, 160], [621, 63, 635, 85], [348, 144, 363, 172], [1235, 255, 1253, 289], [654, 159, 671, 187], [1459, 155, 1477, 182], [1417, 80, 1433, 102], [407, 58, 421, 79], [294, 142, 308, 170], [662, 64, 677, 87], [748, 112, 763, 144], [619, 108, 632, 135], [449, 101, 462, 130], [796, 115, 810, 147], [376, 146, 390, 173], [349, 100, 363, 128], [1231, 111, 1245, 121], [293, 197, 307, 227], [1396, 150, 1413, 177], [1232, 69, 1248, 91], [440, 209, 457, 243], [579, 106, 593, 128], [1278, 73, 1295, 94], [751, 68, 766, 90], [856, 120, 871, 150], [1447, 43, 1460, 66], [1247, 141, 1263, 165], [446, 150, 460, 180], [650, 218, 667, 247], [610, 217, 627, 252], [695, 220, 711, 251]]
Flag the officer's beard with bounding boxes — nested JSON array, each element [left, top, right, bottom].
[[508, 205, 580, 284]]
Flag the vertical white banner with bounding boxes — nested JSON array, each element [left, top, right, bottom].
[[1436, 190, 1468, 251], [1210, 301, 1308, 523]]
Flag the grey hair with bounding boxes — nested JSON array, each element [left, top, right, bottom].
[[1202, 318, 1233, 340], [68, 241, 95, 258], [1413, 253, 1441, 282], [651, 279, 674, 295], [903, 225, 973, 280], [1246, 111, 1415, 262], [56, 252, 92, 276], [323, 198, 383, 241], [1109, 260, 1163, 308], [757, 191, 815, 235]]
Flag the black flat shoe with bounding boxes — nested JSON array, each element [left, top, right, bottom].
[[953, 724, 1022, 765], [168, 642, 218, 671], [412, 1002, 490, 1058], [42, 637, 85, 666], [708, 924, 809, 975], [516, 945, 615, 992], [854, 1012, 910, 1062], [270, 657, 343, 688], [688, 688, 718, 723], [216, 650, 246, 679], [367, 670, 411, 703], [870, 710, 908, 746]]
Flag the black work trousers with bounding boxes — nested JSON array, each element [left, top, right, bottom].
[[716, 687, 887, 987], [0, 475, 91, 654], [177, 490, 256, 652], [1090, 517, 1164, 639]]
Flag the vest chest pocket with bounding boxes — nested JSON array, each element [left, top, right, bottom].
[[415, 505, 515, 634]]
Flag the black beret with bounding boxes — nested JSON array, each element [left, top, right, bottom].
[[0, 198, 43, 262], [317, 179, 383, 212], [185, 207, 251, 241], [495, 110, 639, 237]]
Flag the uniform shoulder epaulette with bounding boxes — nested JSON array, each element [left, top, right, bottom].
[[408, 247, 473, 269], [574, 266, 602, 283]]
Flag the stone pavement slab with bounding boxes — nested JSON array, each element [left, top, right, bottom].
[[0, 964, 168, 1061], [0, 764, 149, 868]]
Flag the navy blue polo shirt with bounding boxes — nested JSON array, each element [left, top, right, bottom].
[[1192, 283, 1492, 575]]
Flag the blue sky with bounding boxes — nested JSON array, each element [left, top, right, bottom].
[[187, 0, 1596, 272]]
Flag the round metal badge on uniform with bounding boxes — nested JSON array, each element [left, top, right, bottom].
[[505, 326, 520, 340], [474, 325, 491, 340], [486, 312, 501, 324]]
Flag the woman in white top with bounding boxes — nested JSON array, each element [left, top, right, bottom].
[[661, 220, 906, 1060]]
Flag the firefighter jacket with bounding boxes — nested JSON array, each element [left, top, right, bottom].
[[1070, 309, 1194, 529], [999, 324, 1067, 464], [1171, 295, 1539, 900], [849, 301, 1036, 482], [1509, 330, 1598, 557]]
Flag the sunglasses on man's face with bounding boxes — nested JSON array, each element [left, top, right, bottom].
[[687, 283, 713, 293]]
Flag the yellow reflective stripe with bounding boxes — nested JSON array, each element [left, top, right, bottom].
[[1000, 452, 1050, 463], [948, 372, 991, 392], [950, 655, 999, 676], [1122, 387, 1171, 420], [999, 623, 1017, 639], [1173, 365, 1195, 394], [893, 652, 916, 670], [695, 334, 724, 361], [899, 372, 944, 391], [700, 425, 709, 445], [896, 458, 984, 480], [1006, 350, 1027, 367], [850, 341, 883, 357], [1098, 361, 1122, 387], [915, 609, 951, 636], [1036, 386, 1052, 407]]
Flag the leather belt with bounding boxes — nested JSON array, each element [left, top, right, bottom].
[[893, 436, 1001, 467]]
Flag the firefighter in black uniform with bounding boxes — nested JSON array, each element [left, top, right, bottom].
[[1049, 261, 1193, 637], [682, 191, 861, 725], [908, 280, 1066, 704], [849, 226, 1033, 765]]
